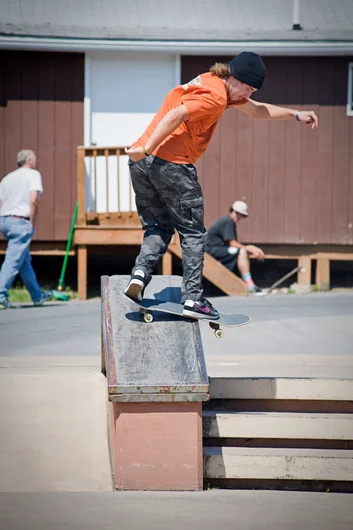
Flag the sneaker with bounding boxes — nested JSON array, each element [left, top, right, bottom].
[[183, 298, 220, 320], [33, 290, 53, 306], [0, 299, 16, 309], [248, 286, 266, 296], [124, 270, 150, 301]]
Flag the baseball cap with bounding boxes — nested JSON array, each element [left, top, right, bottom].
[[232, 200, 249, 217]]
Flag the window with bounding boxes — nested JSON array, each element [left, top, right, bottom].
[[347, 62, 353, 116]]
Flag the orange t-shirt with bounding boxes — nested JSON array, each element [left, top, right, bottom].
[[133, 72, 248, 164]]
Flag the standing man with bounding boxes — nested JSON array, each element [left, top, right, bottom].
[[206, 200, 265, 295], [0, 150, 52, 309], [124, 52, 318, 319]]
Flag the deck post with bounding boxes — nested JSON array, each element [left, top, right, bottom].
[[298, 256, 311, 286], [316, 258, 330, 290], [77, 147, 86, 226], [78, 245, 88, 300]]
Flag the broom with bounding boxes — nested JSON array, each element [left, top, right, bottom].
[[51, 202, 78, 301]]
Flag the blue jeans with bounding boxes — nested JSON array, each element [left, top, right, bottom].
[[0, 216, 42, 303]]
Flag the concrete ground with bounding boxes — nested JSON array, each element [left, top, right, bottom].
[[1, 291, 352, 377], [0, 290, 352, 528], [0, 490, 352, 530], [0, 372, 113, 492]]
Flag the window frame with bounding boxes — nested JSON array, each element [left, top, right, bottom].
[[347, 62, 353, 116]]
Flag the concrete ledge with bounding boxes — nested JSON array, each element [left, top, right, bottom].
[[0, 373, 112, 492], [204, 447, 353, 481], [110, 402, 203, 490], [209, 378, 353, 401], [110, 392, 209, 402], [101, 275, 208, 490], [101, 275, 208, 401], [203, 412, 353, 440]]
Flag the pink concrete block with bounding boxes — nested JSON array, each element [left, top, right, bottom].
[[109, 402, 203, 490]]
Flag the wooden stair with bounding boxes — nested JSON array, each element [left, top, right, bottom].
[[167, 243, 247, 296]]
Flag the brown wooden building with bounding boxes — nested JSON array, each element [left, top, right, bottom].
[[0, 51, 84, 244], [184, 55, 353, 246], [1, 1, 353, 297]]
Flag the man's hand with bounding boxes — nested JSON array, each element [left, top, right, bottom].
[[297, 110, 318, 129], [125, 146, 146, 162], [245, 244, 265, 261]]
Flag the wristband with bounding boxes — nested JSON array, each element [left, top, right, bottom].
[[141, 145, 149, 156], [295, 110, 301, 122]]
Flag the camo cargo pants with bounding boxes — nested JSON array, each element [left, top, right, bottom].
[[128, 155, 206, 303]]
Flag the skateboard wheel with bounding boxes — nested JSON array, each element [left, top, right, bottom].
[[143, 312, 153, 323], [214, 329, 224, 339]]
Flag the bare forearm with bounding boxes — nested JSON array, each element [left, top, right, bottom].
[[30, 202, 38, 227], [126, 105, 189, 161], [144, 107, 187, 154], [253, 102, 297, 120]]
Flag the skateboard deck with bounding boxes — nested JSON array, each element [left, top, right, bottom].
[[267, 265, 304, 293], [121, 292, 251, 338]]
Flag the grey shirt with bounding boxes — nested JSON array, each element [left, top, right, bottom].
[[206, 215, 237, 254]]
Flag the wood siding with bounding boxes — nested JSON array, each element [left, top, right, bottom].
[[182, 56, 353, 245], [0, 51, 84, 241]]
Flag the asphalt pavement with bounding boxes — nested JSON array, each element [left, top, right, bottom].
[[1, 291, 352, 377], [0, 490, 352, 530], [1, 290, 353, 529]]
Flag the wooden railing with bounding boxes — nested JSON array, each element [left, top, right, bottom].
[[76, 146, 140, 227]]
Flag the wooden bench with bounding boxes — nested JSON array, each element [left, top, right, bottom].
[[165, 240, 353, 295], [259, 251, 353, 290]]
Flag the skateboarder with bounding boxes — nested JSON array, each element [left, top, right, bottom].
[[124, 52, 318, 319], [206, 200, 265, 295], [0, 150, 52, 309]]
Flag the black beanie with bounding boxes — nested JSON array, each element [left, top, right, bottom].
[[228, 52, 266, 89]]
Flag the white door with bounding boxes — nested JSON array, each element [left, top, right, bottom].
[[84, 52, 179, 213]]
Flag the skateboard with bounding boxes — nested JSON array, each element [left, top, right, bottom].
[[121, 292, 251, 338], [266, 265, 304, 293]]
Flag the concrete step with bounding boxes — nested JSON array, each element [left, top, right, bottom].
[[0, 372, 113, 492], [203, 447, 353, 481], [209, 377, 353, 401], [203, 411, 353, 440]]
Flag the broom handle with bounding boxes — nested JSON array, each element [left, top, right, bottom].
[[58, 202, 79, 290]]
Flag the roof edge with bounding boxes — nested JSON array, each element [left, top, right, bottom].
[[0, 35, 353, 55]]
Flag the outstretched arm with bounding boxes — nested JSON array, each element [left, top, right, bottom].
[[237, 99, 318, 129]]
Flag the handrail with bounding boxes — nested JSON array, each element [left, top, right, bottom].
[[76, 146, 136, 226], [77, 146, 126, 155]]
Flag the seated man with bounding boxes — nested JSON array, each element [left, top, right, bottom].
[[206, 200, 265, 295]]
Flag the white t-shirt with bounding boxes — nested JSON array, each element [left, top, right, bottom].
[[0, 167, 43, 218]]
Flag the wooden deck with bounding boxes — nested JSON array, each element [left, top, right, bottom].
[[71, 146, 353, 300]]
